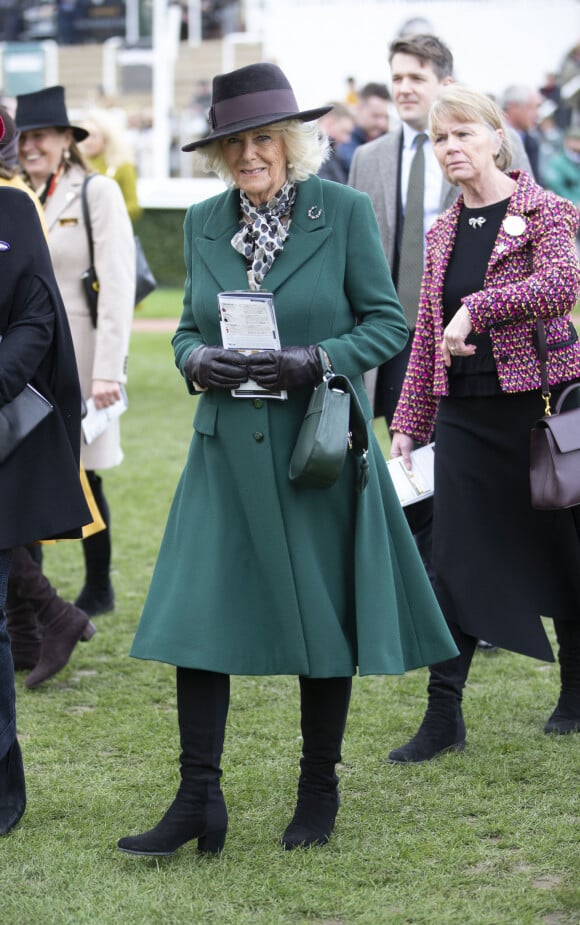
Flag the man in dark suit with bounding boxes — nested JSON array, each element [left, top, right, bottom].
[[348, 33, 531, 582]]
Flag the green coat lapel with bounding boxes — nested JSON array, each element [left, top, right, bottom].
[[264, 175, 332, 292], [194, 188, 248, 290], [194, 176, 332, 293]]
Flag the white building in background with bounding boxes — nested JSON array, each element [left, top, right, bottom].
[[140, 0, 579, 203], [243, 0, 578, 106]]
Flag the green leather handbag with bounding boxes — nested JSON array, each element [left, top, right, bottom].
[[289, 348, 369, 491]]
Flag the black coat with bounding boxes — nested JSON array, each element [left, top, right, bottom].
[[0, 187, 90, 548]]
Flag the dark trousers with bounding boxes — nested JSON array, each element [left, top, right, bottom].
[[0, 550, 14, 760], [0, 545, 25, 835]]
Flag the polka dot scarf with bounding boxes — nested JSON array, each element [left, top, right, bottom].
[[231, 181, 297, 290]]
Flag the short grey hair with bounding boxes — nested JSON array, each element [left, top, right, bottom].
[[500, 85, 535, 110], [195, 119, 329, 185], [429, 85, 513, 173]]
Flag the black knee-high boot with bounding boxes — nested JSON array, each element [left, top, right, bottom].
[[544, 619, 580, 734], [388, 623, 477, 763], [281, 676, 352, 850], [75, 472, 114, 617], [118, 668, 230, 857]]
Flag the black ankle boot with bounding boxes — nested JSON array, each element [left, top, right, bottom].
[[0, 739, 26, 836], [388, 703, 466, 763], [281, 676, 351, 851], [544, 703, 580, 734], [117, 783, 227, 856], [544, 619, 580, 735], [118, 668, 230, 857], [388, 625, 476, 764]]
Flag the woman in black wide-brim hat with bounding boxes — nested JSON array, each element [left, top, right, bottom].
[[117, 62, 457, 858], [15, 85, 135, 619]]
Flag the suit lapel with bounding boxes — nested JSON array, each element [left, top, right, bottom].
[[44, 167, 84, 233], [378, 132, 401, 241]]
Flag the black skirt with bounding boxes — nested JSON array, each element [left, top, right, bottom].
[[432, 385, 580, 661]]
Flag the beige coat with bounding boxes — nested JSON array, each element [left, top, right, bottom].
[[44, 163, 135, 469]]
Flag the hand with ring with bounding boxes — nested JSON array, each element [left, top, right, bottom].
[[441, 305, 476, 367]]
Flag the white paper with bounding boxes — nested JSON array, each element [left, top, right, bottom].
[[82, 386, 128, 445], [218, 290, 286, 399], [386, 442, 435, 507]]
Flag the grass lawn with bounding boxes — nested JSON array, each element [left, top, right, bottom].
[[136, 287, 185, 320], [3, 316, 579, 925]]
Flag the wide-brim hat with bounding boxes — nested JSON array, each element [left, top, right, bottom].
[[15, 85, 88, 142], [182, 62, 332, 151]]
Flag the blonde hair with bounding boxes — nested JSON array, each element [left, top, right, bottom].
[[429, 85, 513, 173], [197, 119, 329, 185], [82, 108, 136, 169]]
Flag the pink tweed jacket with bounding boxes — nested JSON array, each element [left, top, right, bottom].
[[391, 170, 580, 444]]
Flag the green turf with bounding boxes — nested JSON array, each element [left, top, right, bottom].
[[4, 330, 579, 925]]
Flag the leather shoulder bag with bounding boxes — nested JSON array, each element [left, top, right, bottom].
[[530, 318, 580, 510], [81, 174, 157, 328], [289, 348, 369, 491]]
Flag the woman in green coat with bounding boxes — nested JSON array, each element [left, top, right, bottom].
[[118, 63, 456, 859]]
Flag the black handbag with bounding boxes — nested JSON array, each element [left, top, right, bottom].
[[530, 318, 580, 510], [0, 383, 54, 464], [289, 348, 369, 491], [81, 175, 157, 327], [134, 235, 157, 304]]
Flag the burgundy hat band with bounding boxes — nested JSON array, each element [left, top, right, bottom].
[[211, 88, 298, 131]]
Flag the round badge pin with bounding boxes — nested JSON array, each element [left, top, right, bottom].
[[307, 206, 322, 220], [502, 216, 526, 236]]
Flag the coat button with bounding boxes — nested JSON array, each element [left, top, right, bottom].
[[253, 398, 264, 409], [253, 431, 264, 442]]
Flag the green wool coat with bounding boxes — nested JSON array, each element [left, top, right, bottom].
[[130, 176, 457, 677]]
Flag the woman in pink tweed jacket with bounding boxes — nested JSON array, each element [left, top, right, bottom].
[[389, 86, 580, 764]]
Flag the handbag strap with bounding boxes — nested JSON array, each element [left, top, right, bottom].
[[526, 246, 552, 417], [535, 318, 552, 416], [81, 174, 96, 268], [316, 347, 369, 491]]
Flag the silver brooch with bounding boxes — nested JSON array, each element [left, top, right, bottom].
[[0, 240, 10, 251], [502, 215, 526, 236], [307, 206, 322, 220], [468, 216, 487, 229]]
